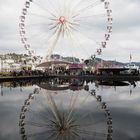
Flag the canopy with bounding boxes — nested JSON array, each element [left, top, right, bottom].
[[37, 60, 72, 67]]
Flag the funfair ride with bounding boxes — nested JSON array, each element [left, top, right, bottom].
[[19, 0, 113, 64]]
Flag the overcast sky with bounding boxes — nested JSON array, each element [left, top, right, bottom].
[[0, 0, 140, 62]]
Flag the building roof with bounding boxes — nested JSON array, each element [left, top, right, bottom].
[[37, 60, 72, 67]]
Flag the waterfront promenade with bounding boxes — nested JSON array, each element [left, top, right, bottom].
[[0, 74, 140, 82]]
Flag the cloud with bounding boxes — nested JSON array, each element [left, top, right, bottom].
[[0, 0, 140, 62]]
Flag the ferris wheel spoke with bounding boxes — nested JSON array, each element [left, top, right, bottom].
[[26, 12, 53, 21], [25, 121, 51, 128], [64, 21, 77, 32], [26, 31, 50, 44], [63, 0, 74, 18], [77, 94, 91, 109], [64, 0, 75, 18], [27, 108, 50, 121], [35, 97, 55, 117], [66, 30, 80, 61], [75, 129, 107, 137], [69, 129, 81, 137], [67, 30, 93, 59], [71, 0, 85, 10], [38, 24, 61, 57], [67, 91, 79, 113], [48, 22, 59, 27], [25, 27, 54, 45], [41, 38, 56, 58], [27, 129, 57, 138], [73, 34, 92, 59], [66, 93, 79, 123], [72, 36, 88, 59], [31, 1, 58, 18], [78, 13, 106, 20], [63, 0, 67, 16], [67, 24, 77, 32], [25, 32, 49, 44], [49, 132, 60, 140], [46, 24, 62, 39], [47, 0, 61, 16], [78, 18, 105, 27], [45, 132, 60, 140], [67, 93, 75, 115], [27, 35, 55, 54], [76, 22, 104, 40], [66, 25, 77, 41], [66, 20, 79, 27], [27, 97, 52, 117], [65, 30, 77, 61], [76, 28, 101, 47], [61, 24, 65, 37], [73, 0, 103, 17], [51, 24, 62, 36], [55, 0, 62, 15], [46, 25, 62, 59], [79, 108, 102, 120], [48, 22, 60, 31], [46, 94, 63, 124], [43, 93, 58, 117], [25, 22, 49, 30], [79, 118, 106, 127], [70, 0, 94, 16]]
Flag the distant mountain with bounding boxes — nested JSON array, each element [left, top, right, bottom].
[[0, 53, 139, 68], [84, 58, 140, 68], [63, 56, 80, 63], [84, 58, 124, 67]]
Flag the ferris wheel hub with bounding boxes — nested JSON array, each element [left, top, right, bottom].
[[59, 128, 66, 134], [59, 16, 65, 24]]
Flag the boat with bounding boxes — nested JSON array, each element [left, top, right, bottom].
[[125, 64, 139, 70], [124, 64, 139, 75]]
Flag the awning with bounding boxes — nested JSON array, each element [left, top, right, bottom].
[[37, 60, 72, 67]]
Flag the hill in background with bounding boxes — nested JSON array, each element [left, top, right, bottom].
[[0, 53, 139, 68]]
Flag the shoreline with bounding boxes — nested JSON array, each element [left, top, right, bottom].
[[0, 74, 140, 82]]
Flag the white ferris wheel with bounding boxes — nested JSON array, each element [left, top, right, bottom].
[[19, 0, 113, 62]]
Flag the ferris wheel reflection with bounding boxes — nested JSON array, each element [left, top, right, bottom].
[[19, 78, 113, 140]]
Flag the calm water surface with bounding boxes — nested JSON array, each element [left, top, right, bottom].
[[0, 79, 140, 140]]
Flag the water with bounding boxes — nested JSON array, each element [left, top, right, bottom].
[[0, 78, 140, 140]]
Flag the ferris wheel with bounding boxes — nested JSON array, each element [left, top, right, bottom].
[[19, 0, 112, 61], [19, 84, 113, 140]]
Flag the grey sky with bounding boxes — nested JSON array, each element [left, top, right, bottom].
[[0, 0, 140, 62]]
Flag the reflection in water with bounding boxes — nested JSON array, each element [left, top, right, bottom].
[[38, 78, 84, 91], [97, 81, 130, 86], [19, 79, 113, 140], [96, 80, 137, 87], [1, 79, 140, 139], [95, 80, 137, 95], [0, 78, 137, 96], [0, 80, 36, 96]]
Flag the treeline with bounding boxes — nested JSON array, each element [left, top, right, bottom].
[[0, 53, 28, 59]]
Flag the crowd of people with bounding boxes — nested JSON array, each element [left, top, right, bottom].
[[0, 66, 97, 77], [11, 70, 45, 77]]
